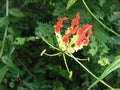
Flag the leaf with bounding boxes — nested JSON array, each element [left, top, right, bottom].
[[9, 8, 25, 17], [1, 55, 20, 74], [98, 57, 110, 66], [88, 46, 98, 56], [89, 55, 120, 89], [88, 36, 98, 56], [17, 86, 29, 90], [35, 22, 55, 45], [22, 80, 39, 90], [35, 22, 53, 37], [9, 81, 15, 88], [0, 65, 9, 84], [94, 27, 109, 43], [0, 16, 9, 28], [53, 80, 66, 90], [99, 0, 106, 7], [13, 37, 26, 45], [66, 0, 77, 10], [47, 64, 61, 73], [52, 3, 65, 17], [59, 69, 70, 79]]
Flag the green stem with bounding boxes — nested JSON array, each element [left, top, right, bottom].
[[82, 0, 120, 37], [63, 54, 70, 72], [76, 57, 88, 61], [6, 0, 9, 16], [40, 34, 59, 51], [66, 53, 115, 90], [44, 52, 62, 56], [0, 0, 9, 58]]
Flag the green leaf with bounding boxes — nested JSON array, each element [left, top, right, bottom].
[[35, 22, 55, 45], [52, 3, 65, 17], [22, 80, 39, 90], [13, 37, 26, 45], [53, 80, 66, 90], [9, 81, 15, 88], [66, 0, 77, 10], [0, 65, 9, 84], [35, 22, 54, 37], [1, 55, 20, 74], [59, 69, 70, 79], [17, 86, 29, 90], [104, 88, 120, 90], [99, 0, 106, 7], [0, 16, 9, 28], [88, 47, 98, 56], [89, 55, 120, 89], [94, 27, 109, 43], [98, 57, 110, 66], [9, 8, 25, 17], [88, 36, 98, 56]]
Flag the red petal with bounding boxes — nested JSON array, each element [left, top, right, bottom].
[[76, 12, 80, 20], [71, 13, 80, 27], [87, 28, 92, 38], [76, 24, 92, 47], [54, 17, 69, 33], [71, 25, 78, 34], [67, 25, 78, 35], [83, 37, 89, 45], [76, 28, 85, 47], [62, 34, 69, 44]]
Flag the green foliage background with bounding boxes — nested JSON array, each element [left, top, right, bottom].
[[0, 0, 120, 90]]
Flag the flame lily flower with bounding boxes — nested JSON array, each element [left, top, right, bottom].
[[54, 13, 92, 53], [40, 12, 92, 79], [40, 13, 115, 89]]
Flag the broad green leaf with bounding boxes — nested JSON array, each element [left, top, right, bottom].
[[35, 22, 54, 37], [1, 55, 20, 74], [0, 65, 9, 84], [9, 81, 15, 88], [89, 55, 120, 89], [17, 86, 29, 90], [47, 64, 61, 73], [0, 41, 2, 47], [9, 8, 25, 17], [59, 69, 70, 79], [22, 80, 39, 90], [53, 80, 66, 90], [0, 16, 9, 28], [66, 0, 77, 10], [52, 3, 65, 17], [94, 27, 109, 43], [99, 0, 106, 7], [104, 88, 120, 90], [35, 22, 55, 45]]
